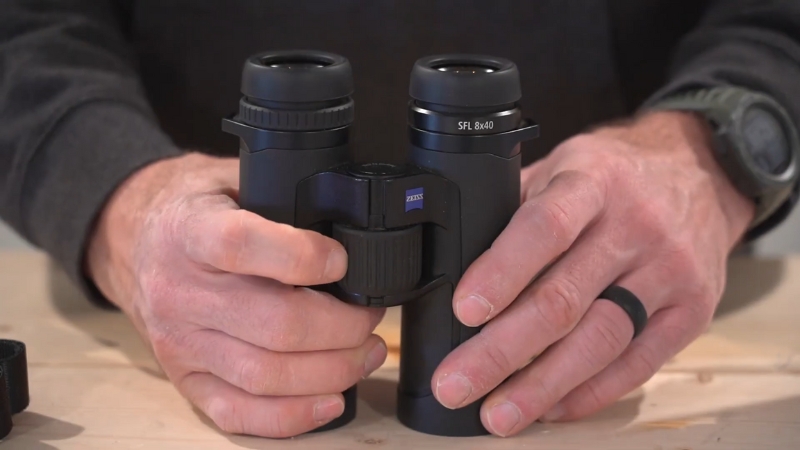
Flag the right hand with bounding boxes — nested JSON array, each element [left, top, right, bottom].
[[86, 153, 387, 437]]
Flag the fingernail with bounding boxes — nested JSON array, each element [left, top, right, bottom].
[[313, 396, 344, 424], [487, 401, 521, 437], [540, 402, 565, 422], [435, 373, 472, 409], [324, 247, 348, 280], [456, 294, 493, 326], [364, 341, 387, 376]]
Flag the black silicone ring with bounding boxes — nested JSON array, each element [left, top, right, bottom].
[[596, 286, 648, 339]]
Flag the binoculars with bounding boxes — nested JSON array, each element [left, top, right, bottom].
[[222, 50, 539, 437]]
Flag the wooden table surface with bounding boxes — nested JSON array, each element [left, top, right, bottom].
[[0, 251, 798, 449]]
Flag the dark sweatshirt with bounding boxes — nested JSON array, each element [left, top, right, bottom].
[[1, 1, 800, 296]]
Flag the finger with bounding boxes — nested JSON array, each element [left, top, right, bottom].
[[479, 299, 633, 436], [180, 206, 348, 286], [453, 170, 607, 327], [178, 372, 345, 438], [196, 278, 386, 352], [434, 228, 628, 409], [192, 155, 240, 191], [187, 330, 387, 396], [213, 157, 240, 193], [540, 305, 703, 422], [520, 160, 549, 201]]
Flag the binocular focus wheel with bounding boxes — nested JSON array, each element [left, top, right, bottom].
[[333, 223, 423, 297]]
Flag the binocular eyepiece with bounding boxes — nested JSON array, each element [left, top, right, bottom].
[[237, 51, 354, 131], [223, 50, 539, 437], [237, 49, 528, 136]]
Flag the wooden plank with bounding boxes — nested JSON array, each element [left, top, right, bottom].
[[1, 251, 798, 448]]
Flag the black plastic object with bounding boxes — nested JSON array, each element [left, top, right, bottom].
[[241, 50, 353, 103], [0, 340, 29, 440], [238, 50, 354, 131], [410, 54, 521, 108], [333, 224, 423, 296], [222, 51, 540, 437]]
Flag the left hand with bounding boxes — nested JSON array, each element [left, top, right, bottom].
[[431, 111, 755, 437]]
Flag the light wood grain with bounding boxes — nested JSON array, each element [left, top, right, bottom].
[[1, 251, 798, 449]]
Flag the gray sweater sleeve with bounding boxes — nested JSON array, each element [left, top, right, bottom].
[[643, 0, 800, 240], [0, 1, 183, 302]]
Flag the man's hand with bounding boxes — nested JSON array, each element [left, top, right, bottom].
[[86, 153, 387, 438], [432, 111, 755, 436]]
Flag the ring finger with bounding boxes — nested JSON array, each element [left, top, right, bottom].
[[479, 294, 641, 436], [433, 227, 632, 409]]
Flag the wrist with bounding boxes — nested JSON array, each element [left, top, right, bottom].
[[595, 111, 755, 248], [85, 154, 184, 312]]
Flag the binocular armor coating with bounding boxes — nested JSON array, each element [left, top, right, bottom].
[[222, 50, 539, 437]]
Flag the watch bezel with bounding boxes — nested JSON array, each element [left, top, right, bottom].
[[730, 94, 799, 191]]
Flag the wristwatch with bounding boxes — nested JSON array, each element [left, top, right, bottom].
[[648, 86, 800, 231]]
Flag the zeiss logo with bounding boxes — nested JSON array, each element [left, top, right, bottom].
[[405, 187, 424, 212]]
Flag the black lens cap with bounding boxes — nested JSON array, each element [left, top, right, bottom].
[[241, 50, 354, 103], [409, 54, 521, 108]]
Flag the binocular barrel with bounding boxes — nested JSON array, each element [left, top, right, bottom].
[[222, 50, 539, 437]]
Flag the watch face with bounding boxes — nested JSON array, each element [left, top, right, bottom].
[[742, 106, 791, 175]]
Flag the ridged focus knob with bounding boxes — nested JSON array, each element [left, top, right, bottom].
[[333, 224, 423, 297]]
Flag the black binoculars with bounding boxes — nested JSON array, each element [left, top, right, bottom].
[[222, 50, 539, 437]]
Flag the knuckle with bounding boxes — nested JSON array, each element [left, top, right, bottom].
[[345, 310, 377, 348], [577, 311, 628, 367], [138, 277, 186, 361], [149, 199, 182, 247], [679, 283, 716, 321], [148, 325, 190, 366], [206, 393, 299, 438], [161, 196, 203, 256], [524, 373, 559, 410], [692, 293, 717, 324], [213, 211, 249, 270], [599, 147, 638, 180], [669, 307, 710, 345], [535, 278, 583, 332], [261, 299, 309, 351], [526, 199, 577, 246], [206, 397, 246, 435], [286, 240, 314, 279], [267, 411, 291, 439], [484, 343, 513, 375], [330, 356, 365, 390], [661, 241, 718, 320], [138, 272, 181, 320], [633, 199, 673, 242], [580, 379, 607, 414], [623, 343, 661, 383], [148, 325, 171, 350], [148, 329, 174, 360], [676, 320, 704, 349], [578, 172, 607, 209], [555, 169, 607, 208], [474, 334, 515, 385], [237, 356, 286, 395], [278, 227, 324, 282], [664, 238, 697, 268]]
